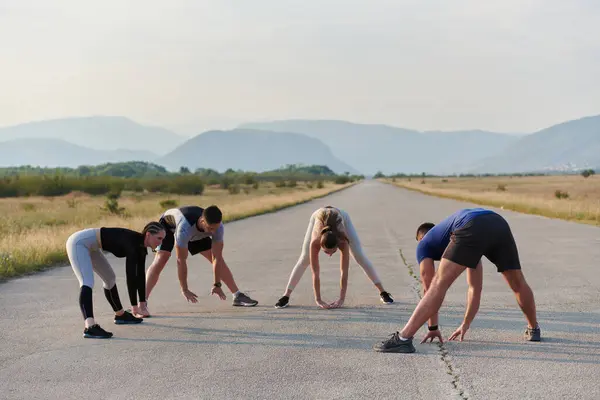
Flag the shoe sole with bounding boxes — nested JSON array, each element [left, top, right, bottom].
[[380, 299, 394, 305], [373, 345, 416, 353], [232, 302, 258, 307], [114, 320, 143, 325], [83, 334, 112, 339], [275, 303, 289, 309]]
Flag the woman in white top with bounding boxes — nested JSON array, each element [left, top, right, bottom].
[[275, 206, 394, 309]]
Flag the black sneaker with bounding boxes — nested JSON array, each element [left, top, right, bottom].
[[380, 291, 394, 304], [83, 324, 113, 339], [232, 292, 259, 307], [114, 311, 143, 325], [373, 332, 416, 353], [275, 296, 290, 309], [525, 326, 541, 341]]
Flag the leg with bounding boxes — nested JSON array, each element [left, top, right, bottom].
[[66, 234, 96, 328], [284, 212, 317, 296], [145, 250, 171, 299], [501, 270, 538, 329], [484, 213, 540, 341], [373, 259, 466, 353], [66, 231, 114, 339], [200, 249, 239, 293], [91, 251, 143, 325], [341, 210, 384, 291], [198, 249, 258, 307], [90, 250, 123, 314], [400, 259, 466, 338]]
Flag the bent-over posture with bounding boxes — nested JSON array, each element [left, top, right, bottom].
[[373, 208, 541, 353], [66, 222, 165, 339], [145, 205, 258, 313], [275, 206, 394, 309]]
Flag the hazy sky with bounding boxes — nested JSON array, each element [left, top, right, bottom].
[[1, 0, 599, 135]]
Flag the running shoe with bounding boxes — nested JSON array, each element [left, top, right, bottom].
[[380, 291, 394, 304], [114, 311, 143, 324], [373, 332, 416, 353], [83, 324, 113, 339], [275, 296, 290, 309], [232, 292, 258, 307], [524, 326, 541, 341]]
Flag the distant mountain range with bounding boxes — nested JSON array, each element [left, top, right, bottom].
[[0, 138, 157, 168], [1, 114, 599, 174], [0, 116, 185, 155], [463, 115, 600, 173], [156, 129, 358, 174], [240, 120, 523, 174]]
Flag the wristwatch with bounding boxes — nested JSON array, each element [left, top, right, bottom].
[[213, 282, 222, 288], [428, 325, 439, 331]]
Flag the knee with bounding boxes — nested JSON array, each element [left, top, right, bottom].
[[504, 271, 526, 292], [430, 275, 453, 293], [508, 279, 525, 293], [102, 272, 116, 289], [296, 252, 310, 267]]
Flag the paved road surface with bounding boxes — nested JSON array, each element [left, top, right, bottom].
[[1, 180, 600, 399]]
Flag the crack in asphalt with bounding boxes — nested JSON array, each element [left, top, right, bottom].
[[399, 248, 469, 400]]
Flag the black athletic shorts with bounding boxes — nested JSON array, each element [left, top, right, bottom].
[[442, 212, 521, 272], [157, 219, 213, 255]]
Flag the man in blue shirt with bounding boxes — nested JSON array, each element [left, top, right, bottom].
[[374, 208, 541, 353]]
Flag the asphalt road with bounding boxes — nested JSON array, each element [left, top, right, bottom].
[[1, 180, 599, 399]]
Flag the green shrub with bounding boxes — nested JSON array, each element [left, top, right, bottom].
[[160, 199, 179, 209], [228, 184, 241, 194], [581, 169, 595, 178], [168, 176, 204, 195], [21, 203, 36, 211], [102, 198, 125, 215], [554, 190, 569, 199]]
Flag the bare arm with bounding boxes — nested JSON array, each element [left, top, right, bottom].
[[419, 257, 446, 343], [338, 241, 350, 301], [309, 239, 322, 302], [448, 260, 483, 341], [419, 258, 438, 327], [176, 245, 198, 303], [210, 240, 224, 284], [176, 245, 189, 291], [463, 260, 483, 327]]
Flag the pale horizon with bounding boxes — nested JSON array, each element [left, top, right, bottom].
[[2, 0, 599, 136]]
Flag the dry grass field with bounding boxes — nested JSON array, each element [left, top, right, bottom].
[[0, 181, 354, 279], [383, 175, 600, 225]]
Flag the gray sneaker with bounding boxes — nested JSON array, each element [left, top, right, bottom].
[[232, 292, 258, 307], [373, 332, 416, 353], [525, 326, 541, 341]]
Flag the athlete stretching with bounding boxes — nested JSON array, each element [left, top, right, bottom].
[[144, 205, 258, 314], [66, 222, 166, 339], [275, 206, 394, 309], [373, 208, 541, 353]]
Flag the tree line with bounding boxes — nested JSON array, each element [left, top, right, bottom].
[[0, 162, 363, 198]]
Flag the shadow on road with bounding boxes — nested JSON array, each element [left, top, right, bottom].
[[106, 304, 600, 365]]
